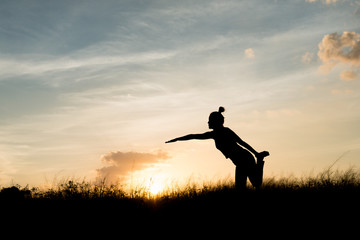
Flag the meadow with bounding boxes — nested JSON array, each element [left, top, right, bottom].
[[1, 167, 359, 234], [1, 167, 359, 208]]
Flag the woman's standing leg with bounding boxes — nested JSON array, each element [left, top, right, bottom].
[[253, 152, 269, 188], [235, 166, 247, 190], [254, 160, 264, 188], [234, 151, 268, 189], [243, 152, 263, 188]]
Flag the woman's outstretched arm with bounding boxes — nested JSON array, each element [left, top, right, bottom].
[[165, 132, 212, 143]]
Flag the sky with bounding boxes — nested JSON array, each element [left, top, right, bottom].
[[0, 0, 360, 188]]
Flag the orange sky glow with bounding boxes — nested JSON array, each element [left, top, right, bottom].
[[0, 0, 359, 190]]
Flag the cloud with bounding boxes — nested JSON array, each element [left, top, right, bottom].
[[318, 31, 360, 67], [318, 31, 360, 79], [331, 88, 354, 95], [302, 51, 314, 64], [340, 70, 357, 81], [244, 48, 255, 59], [96, 150, 170, 182], [0, 50, 177, 78], [265, 108, 302, 120], [306, 0, 338, 4]]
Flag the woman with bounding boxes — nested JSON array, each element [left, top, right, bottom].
[[166, 107, 269, 189]]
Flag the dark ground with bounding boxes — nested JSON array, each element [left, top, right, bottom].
[[1, 171, 359, 236]]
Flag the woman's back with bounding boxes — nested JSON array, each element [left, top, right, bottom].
[[212, 127, 244, 159]]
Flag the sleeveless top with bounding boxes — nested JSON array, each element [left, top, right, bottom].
[[208, 127, 247, 159]]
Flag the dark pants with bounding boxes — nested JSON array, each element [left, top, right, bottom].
[[232, 150, 264, 189]]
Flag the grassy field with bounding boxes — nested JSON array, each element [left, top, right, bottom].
[[2, 167, 360, 197], [2, 167, 359, 233], [2, 167, 359, 204]]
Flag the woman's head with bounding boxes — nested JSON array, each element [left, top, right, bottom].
[[208, 106, 225, 129]]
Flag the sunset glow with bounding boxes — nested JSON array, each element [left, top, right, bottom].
[[149, 181, 164, 195], [0, 0, 359, 187]]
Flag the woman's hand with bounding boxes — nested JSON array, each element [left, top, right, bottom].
[[165, 139, 177, 143]]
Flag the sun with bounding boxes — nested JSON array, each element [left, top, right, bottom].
[[149, 181, 164, 195]]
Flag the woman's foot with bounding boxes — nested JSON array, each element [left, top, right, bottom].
[[256, 151, 269, 162]]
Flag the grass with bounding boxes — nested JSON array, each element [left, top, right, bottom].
[[1, 167, 359, 234], [262, 167, 360, 192], [1, 167, 359, 220], [1, 167, 359, 200]]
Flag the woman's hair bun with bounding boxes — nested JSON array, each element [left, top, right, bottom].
[[218, 106, 225, 113]]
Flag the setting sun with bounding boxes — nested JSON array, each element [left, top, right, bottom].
[[149, 181, 164, 195]]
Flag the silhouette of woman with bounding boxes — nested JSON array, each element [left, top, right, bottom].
[[166, 107, 269, 189]]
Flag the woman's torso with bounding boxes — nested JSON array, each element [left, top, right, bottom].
[[212, 127, 245, 158]]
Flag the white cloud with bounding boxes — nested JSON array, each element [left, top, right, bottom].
[[265, 108, 302, 120], [0, 50, 178, 78], [318, 31, 360, 80], [96, 150, 170, 182], [302, 51, 314, 64], [331, 88, 354, 95], [244, 48, 255, 59], [306, 0, 338, 4], [340, 70, 357, 81], [318, 31, 360, 68]]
